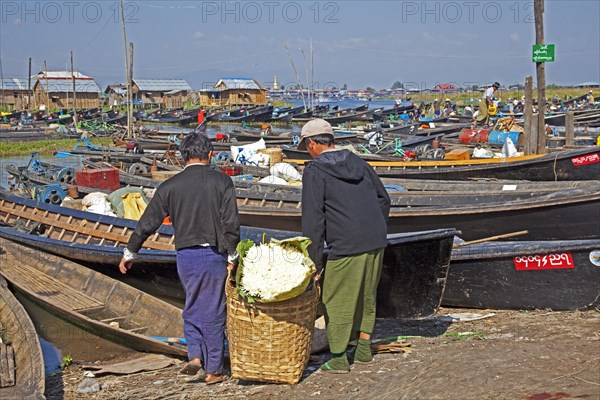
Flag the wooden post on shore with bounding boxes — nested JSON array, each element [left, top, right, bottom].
[[524, 76, 535, 155], [531, 114, 539, 154], [565, 111, 575, 147], [534, 0, 547, 154]]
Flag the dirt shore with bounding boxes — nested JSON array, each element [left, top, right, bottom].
[[45, 307, 600, 400]]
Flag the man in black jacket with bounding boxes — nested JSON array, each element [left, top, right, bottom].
[[119, 133, 239, 384], [299, 119, 390, 373]]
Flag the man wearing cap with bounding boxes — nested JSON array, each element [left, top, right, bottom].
[[299, 119, 391, 373], [476, 82, 500, 126]]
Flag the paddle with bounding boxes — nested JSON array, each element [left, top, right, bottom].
[[148, 336, 187, 345], [453, 230, 529, 248], [55, 151, 73, 158]]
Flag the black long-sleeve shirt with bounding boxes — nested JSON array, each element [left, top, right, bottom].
[[127, 164, 240, 255], [301, 149, 390, 271]]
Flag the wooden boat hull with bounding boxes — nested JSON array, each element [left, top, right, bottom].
[[236, 187, 600, 241], [444, 240, 600, 310], [372, 147, 600, 181], [377, 229, 455, 318], [0, 277, 45, 400], [0, 240, 187, 357], [0, 190, 456, 319]]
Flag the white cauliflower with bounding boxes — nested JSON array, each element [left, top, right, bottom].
[[238, 238, 315, 303]]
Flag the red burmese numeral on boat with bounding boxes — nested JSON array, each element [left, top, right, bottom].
[[513, 253, 575, 270], [571, 153, 600, 167]]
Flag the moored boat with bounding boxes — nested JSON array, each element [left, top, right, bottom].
[[0, 240, 187, 357], [0, 276, 45, 400], [0, 191, 457, 319], [443, 239, 600, 310]]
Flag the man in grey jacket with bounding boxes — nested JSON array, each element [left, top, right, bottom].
[[299, 119, 390, 373]]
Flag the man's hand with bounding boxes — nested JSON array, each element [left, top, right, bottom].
[[119, 258, 134, 274], [314, 271, 322, 282], [227, 262, 235, 272]]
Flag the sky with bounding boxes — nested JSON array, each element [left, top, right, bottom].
[[0, 0, 598, 90]]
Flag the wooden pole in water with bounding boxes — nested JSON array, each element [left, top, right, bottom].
[[524, 76, 535, 155], [534, 0, 547, 154], [565, 111, 575, 147]]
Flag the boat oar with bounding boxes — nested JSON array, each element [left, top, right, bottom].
[[453, 230, 529, 248], [55, 151, 73, 158], [148, 336, 187, 345]]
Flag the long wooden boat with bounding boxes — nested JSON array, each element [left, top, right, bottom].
[[12, 160, 600, 209], [0, 191, 457, 319], [322, 110, 374, 124], [0, 240, 187, 357], [232, 186, 600, 241], [68, 148, 145, 163], [0, 276, 45, 400], [289, 146, 600, 181], [443, 239, 600, 310]]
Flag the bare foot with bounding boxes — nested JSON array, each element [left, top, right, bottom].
[[205, 374, 229, 385]]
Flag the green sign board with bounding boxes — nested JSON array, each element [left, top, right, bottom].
[[533, 44, 555, 63]]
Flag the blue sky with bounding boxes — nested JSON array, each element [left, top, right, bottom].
[[0, 0, 598, 89]]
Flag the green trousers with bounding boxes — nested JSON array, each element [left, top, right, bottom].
[[322, 249, 384, 354]]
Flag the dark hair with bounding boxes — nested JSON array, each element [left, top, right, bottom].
[[180, 133, 213, 161], [308, 134, 335, 146]]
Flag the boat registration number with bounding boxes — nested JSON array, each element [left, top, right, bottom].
[[513, 253, 574, 270], [571, 153, 600, 166]]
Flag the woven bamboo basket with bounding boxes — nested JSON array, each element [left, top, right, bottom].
[[258, 148, 283, 166], [226, 283, 319, 384]]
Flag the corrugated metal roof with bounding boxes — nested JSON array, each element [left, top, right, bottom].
[[134, 79, 192, 92], [0, 78, 29, 91], [40, 80, 102, 94], [217, 78, 262, 90], [35, 70, 93, 80], [215, 78, 262, 90], [105, 84, 127, 95]]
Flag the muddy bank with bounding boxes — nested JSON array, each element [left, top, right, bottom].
[[46, 307, 600, 400]]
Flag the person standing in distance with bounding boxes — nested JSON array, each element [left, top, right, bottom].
[[476, 81, 500, 127], [299, 119, 390, 373], [119, 133, 239, 385]]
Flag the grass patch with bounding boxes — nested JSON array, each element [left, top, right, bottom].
[[0, 137, 112, 157]]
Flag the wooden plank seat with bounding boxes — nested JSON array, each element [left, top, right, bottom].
[[0, 261, 103, 312]]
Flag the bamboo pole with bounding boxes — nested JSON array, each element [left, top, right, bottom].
[[120, 0, 131, 138], [44, 61, 50, 117], [129, 42, 134, 138], [71, 51, 78, 128], [453, 231, 529, 248], [27, 57, 32, 110]]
